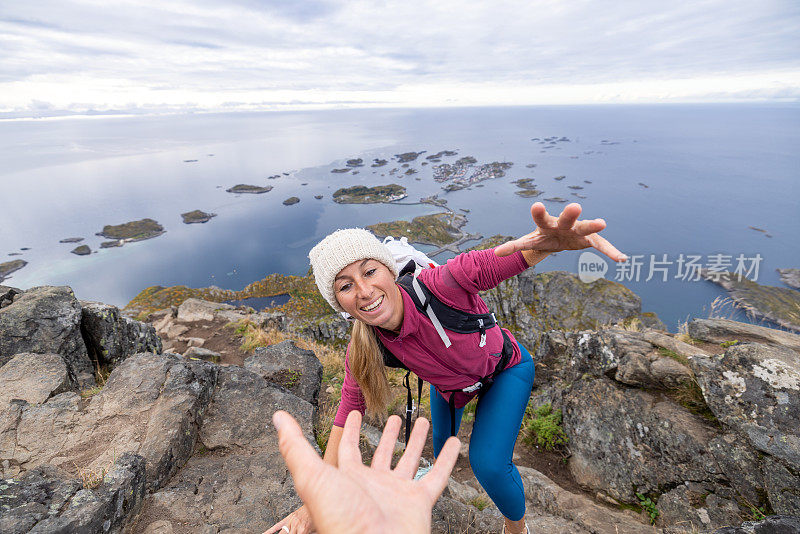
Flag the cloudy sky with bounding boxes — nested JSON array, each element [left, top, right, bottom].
[[1, 0, 798, 116]]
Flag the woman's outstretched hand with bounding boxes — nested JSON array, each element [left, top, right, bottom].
[[265, 410, 461, 534], [494, 202, 628, 262]]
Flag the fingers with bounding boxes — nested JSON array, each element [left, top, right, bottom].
[[273, 410, 325, 501], [371, 415, 403, 470], [572, 218, 606, 237], [530, 202, 558, 230], [394, 416, 431, 479], [556, 203, 582, 229], [420, 436, 461, 504], [586, 234, 628, 262], [263, 521, 289, 534], [337, 410, 364, 469]]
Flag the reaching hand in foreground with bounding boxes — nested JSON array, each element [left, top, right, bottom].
[[495, 202, 628, 262], [265, 410, 461, 534]]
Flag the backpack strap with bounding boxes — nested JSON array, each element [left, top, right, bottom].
[[379, 339, 423, 445], [396, 270, 497, 339]]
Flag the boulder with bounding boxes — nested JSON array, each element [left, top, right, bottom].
[[711, 515, 800, 533], [0, 285, 21, 308], [689, 343, 800, 468], [80, 300, 162, 368], [0, 286, 94, 386], [762, 456, 800, 516], [0, 453, 145, 534], [288, 313, 350, 343], [689, 318, 800, 353], [658, 484, 741, 531], [0, 353, 218, 491], [517, 466, 657, 534], [430, 495, 502, 533], [708, 433, 767, 507], [0, 353, 76, 405], [245, 340, 323, 405], [615, 346, 694, 390], [177, 298, 239, 323], [560, 377, 719, 503], [134, 365, 317, 532], [480, 270, 660, 349], [184, 346, 221, 363]]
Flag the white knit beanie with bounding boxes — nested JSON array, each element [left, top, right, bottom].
[[308, 228, 398, 312]]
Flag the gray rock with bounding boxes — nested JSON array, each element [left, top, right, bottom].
[[246, 340, 323, 405], [177, 298, 238, 322], [0, 453, 146, 534], [184, 346, 221, 363], [0, 286, 94, 386], [0, 353, 75, 405], [136, 365, 317, 532], [709, 433, 766, 506], [288, 312, 350, 343], [561, 377, 718, 503], [689, 318, 800, 352], [0, 353, 218, 492], [658, 484, 742, 531], [80, 300, 162, 368], [615, 341, 694, 389], [763, 456, 800, 516], [518, 466, 656, 533], [0, 285, 22, 308], [430, 495, 503, 533], [689, 343, 800, 467], [711, 515, 800, 533]]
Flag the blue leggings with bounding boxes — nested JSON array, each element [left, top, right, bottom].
[[430, 344, 534, 521]]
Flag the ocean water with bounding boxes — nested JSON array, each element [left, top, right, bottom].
[[2, 104, 798, 332]]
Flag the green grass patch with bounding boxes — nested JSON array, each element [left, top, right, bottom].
[[657, 346, 689, 366], [521, 402, 569, 451], [636, 493, 659, 525]]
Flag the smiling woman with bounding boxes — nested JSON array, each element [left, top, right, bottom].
[[333, 258, 404, 332], [266, 202, 628, 534]]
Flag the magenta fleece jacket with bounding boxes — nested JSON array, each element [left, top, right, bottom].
[[332, 248, 530, 427]]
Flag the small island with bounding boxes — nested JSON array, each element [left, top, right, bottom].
[[371, 159, 388, 167], [394, 151, 424, 163], [332, 184, 407, 204], [331, 168, 350, 174], [0, 259, 27, 283], [96, 218, 165, 245], [59, 237, 83, 243], [426, 150, 458, 160], [181, 210, 217, 224], [367, 212, 467, 248], [71, 245, 91, 256], [283, 197, 300, 206], [346, 158, 364, 167], [226, 184, 273, 194]]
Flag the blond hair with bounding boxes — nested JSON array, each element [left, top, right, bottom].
[[349, 319, 392, 423]]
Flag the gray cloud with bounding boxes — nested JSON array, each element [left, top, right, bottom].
[[0, 0, 797, 115]]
